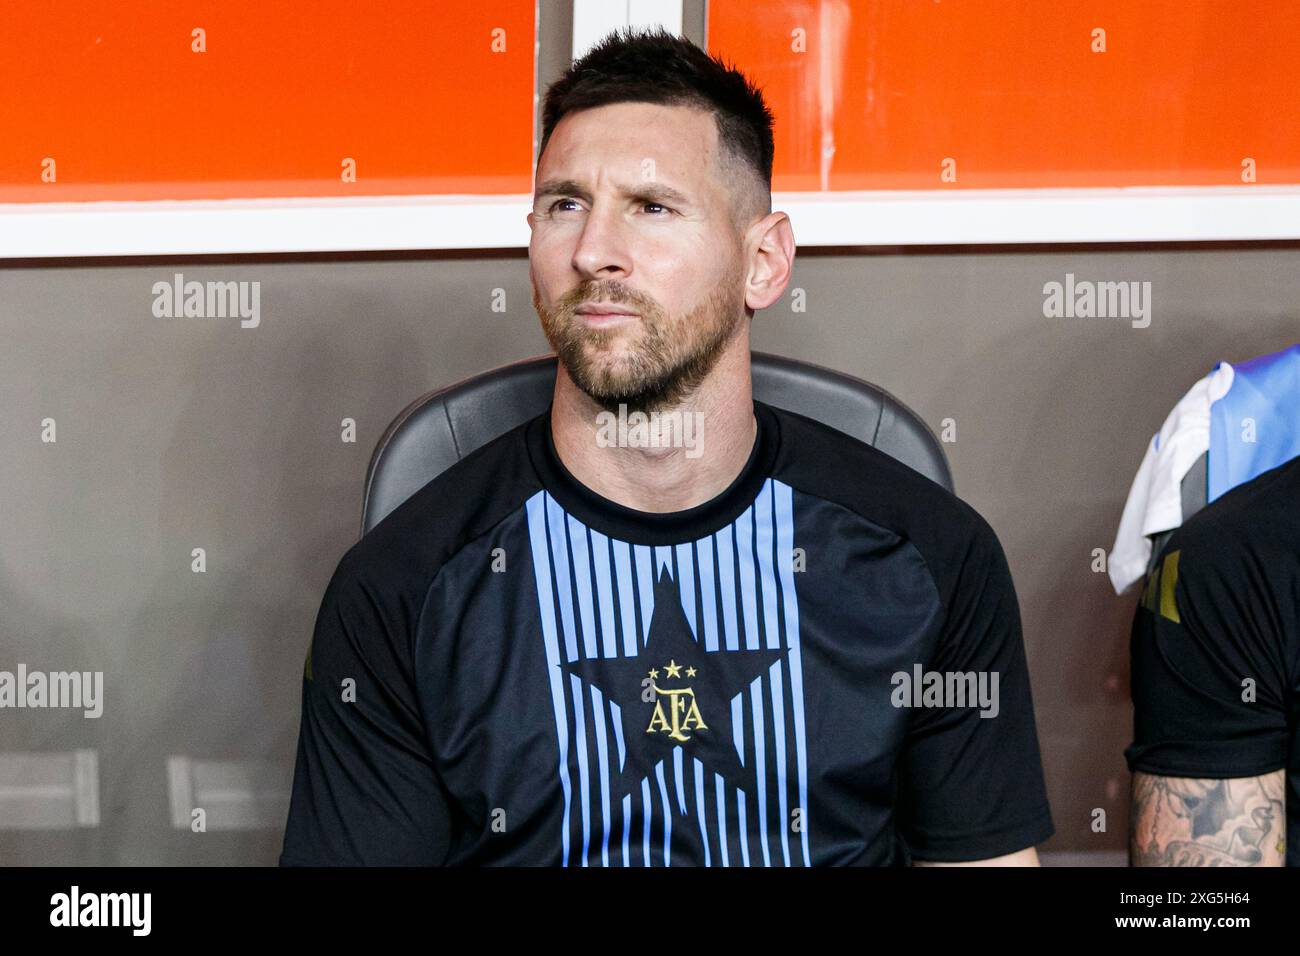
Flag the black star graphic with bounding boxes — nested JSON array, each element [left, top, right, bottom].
[[558, 567, 788, 800]]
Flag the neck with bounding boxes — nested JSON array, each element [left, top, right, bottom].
[[549, 331, 756, 513]]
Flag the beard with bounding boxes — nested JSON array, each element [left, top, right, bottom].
[[534, 270, 746, 416]]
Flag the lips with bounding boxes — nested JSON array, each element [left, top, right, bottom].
[[579, 306, 639, 329], [575, 310, 637, 328]]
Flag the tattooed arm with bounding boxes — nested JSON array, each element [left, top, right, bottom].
[[1130, 770, 1285, 866]]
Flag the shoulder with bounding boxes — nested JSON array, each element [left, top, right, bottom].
[[763, 401, 1006, 595], [336, 412, 545, 599], [1159, 455, 1300, 605], [1172, 454, 1300, 551]]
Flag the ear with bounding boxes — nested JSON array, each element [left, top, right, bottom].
[[743, 212, 796, 312]]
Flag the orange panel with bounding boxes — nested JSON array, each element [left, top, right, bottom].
[[709, 0, 1300, 189], [0, 1, 535, 202]]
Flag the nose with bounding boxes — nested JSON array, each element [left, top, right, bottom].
[[571, 200, 632, 281]]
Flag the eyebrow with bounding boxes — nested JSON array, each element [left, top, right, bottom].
[[533, 178, 694, 209]]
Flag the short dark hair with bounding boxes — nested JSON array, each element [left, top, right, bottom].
[[539, 26, 775, 233]]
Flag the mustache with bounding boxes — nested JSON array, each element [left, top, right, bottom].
[[562, 289, 651, 313]]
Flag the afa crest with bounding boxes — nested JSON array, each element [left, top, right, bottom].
[[644, 660, 708, 742]]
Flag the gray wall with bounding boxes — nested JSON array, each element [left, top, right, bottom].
[[1, 245, 1296, 864]]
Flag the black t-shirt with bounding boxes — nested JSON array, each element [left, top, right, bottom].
[[280, 399, 1054, 865], [1125, 455, 1300, 865]]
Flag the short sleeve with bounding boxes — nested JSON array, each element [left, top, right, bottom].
[[1124, 539, 1290, 779], [279, 550, 455, 865], [895, 518, 1055, 862]]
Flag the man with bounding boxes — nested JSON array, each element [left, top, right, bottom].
[[1127, 454, 1299, 866], [279, 27, 1053, 866]]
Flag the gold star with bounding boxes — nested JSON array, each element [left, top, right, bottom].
[[686, 666, 697, 678], [648, 668, 658, 679], [664, 660, 683, 679]]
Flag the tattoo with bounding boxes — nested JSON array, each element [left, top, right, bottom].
[[1130, 770, 1285, 866]]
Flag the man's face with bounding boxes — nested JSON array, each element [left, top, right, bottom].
[[528, 102, 749, 415]]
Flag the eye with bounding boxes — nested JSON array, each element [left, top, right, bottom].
[[642, 202, 671, 216], [548, 198, 580, 213]]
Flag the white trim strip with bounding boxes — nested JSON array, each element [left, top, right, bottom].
[[0, 194, 532, 258], [2, 186, 1299, 258], [781, 185, 1300, 245]]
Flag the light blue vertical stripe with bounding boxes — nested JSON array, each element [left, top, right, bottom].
[[544, 495, 579, 663], [731, 694, 744, 767], [633, 545, 655, 646], [755, 480, 781, 651], [589, 529, 618, 659], [714, 773, 729, 867], [738, 789, 750, 866], [641, 778, 652, 866], [525, 493, 573, 866], [696, 536, 719, 652], [736, 507, 759, 651], [757, 482, 792, 866], [768, 660, 791, 867], [610, 699, 626, 772], [655, 760, 673, 866], [693, 757, 712, 866], [589, 683, 612, 867], [674, 542, 697, 639], [672, 745, 686, 814], [774, 480, 812, 867], [749, 674, 771, 866], [694, 532, 723, 861], [654, 545, 674, 576], [567, 516, 598, 659], [568, 672, 593, 866], [621, 793, 632, 867], [612, 539, 638, 658], [715, 526, 739, 651]]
